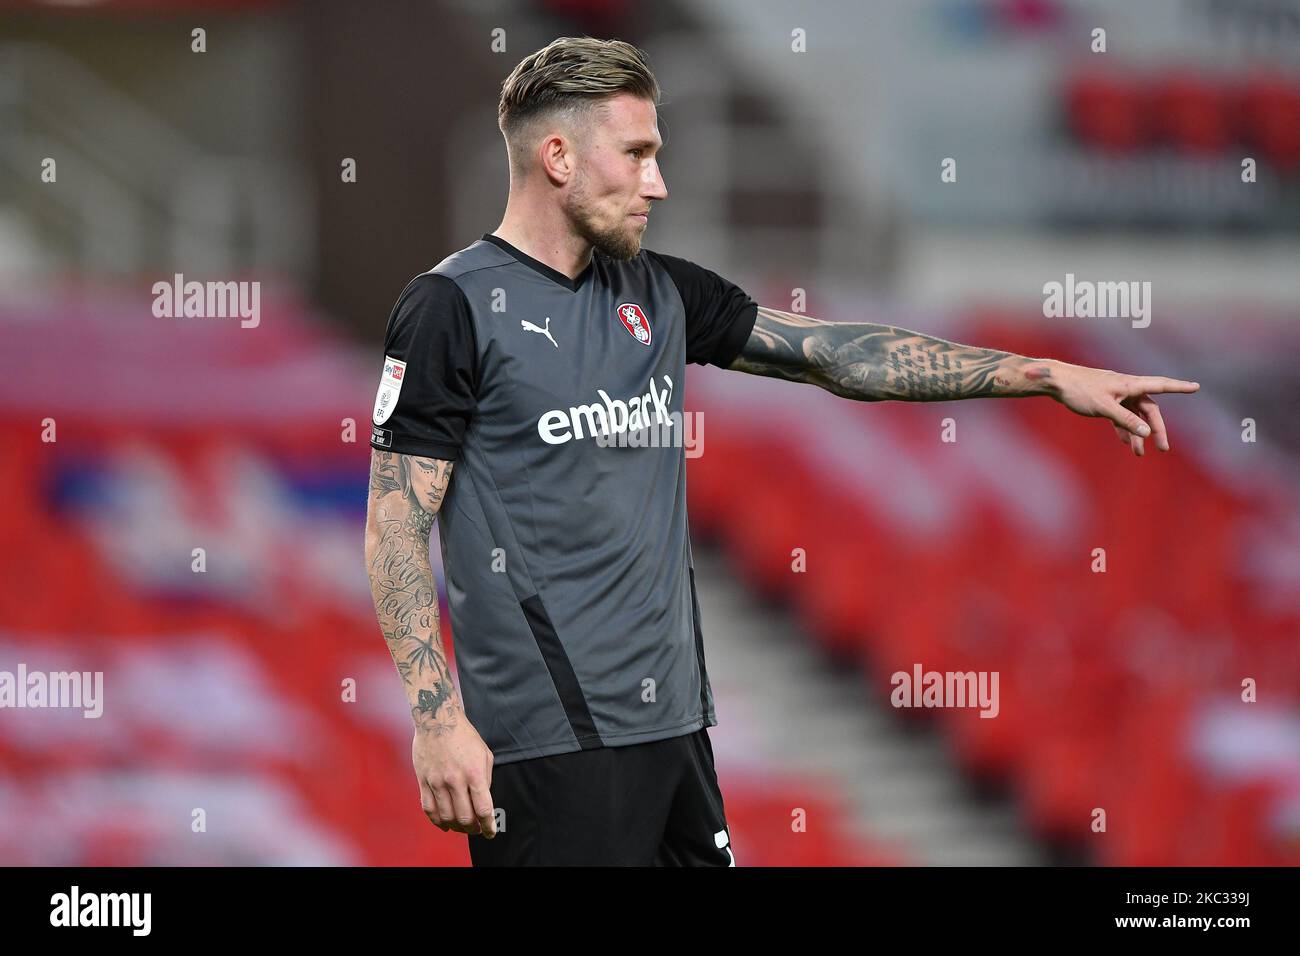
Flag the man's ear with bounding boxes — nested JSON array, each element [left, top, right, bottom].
[[540, 133, 574, 186]]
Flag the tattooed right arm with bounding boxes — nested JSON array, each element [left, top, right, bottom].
[[364, 450, 460, 736]]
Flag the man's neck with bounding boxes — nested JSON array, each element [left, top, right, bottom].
[[491, 206, 593, 281]]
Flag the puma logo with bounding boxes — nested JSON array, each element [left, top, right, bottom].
[[521, 317, 558, 349]]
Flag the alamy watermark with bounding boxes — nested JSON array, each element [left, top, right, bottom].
[[1043, 272, 1151, 328], [0, 664, 103, 718], [50, 886, 150, 936], [152, 273, 260, 328], [594, 409, 704, 457], [890, 663, 999, 718]]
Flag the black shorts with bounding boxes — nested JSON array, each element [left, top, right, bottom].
[[467, 727, 736, 866]]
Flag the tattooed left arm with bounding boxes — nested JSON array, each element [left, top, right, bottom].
[[729, 306, 1200, 455], [729, 306, 1056, 401]]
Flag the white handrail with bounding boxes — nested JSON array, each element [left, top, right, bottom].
[[0, 41, 309, 277]]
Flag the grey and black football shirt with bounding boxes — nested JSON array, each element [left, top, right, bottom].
[[369, 232, 758, 765]]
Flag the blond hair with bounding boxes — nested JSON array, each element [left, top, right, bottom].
[[498, 36, 660, 177]]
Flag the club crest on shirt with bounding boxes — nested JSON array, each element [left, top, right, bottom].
[[616, 302, 652, 346], [373, 355, 406, 425]]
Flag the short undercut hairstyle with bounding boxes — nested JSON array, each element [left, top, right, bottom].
[[497, 36, 661, 179]]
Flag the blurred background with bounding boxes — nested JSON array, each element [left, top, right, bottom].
[[2, 0, 1299, 866]]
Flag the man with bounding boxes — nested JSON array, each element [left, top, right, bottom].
[[363, 37, 1199, 867]]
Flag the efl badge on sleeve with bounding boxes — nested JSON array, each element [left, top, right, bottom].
[[373, 355, 406, 425]]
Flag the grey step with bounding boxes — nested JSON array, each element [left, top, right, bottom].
[[691, 544, 1040, 866]]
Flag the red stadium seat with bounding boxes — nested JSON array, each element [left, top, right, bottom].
[[1153, 72, 1231, 154], [1238, 75, 1300, 169], [1066, 72, 1150, 152]]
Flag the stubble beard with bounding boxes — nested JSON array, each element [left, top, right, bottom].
[[566, 167, 642, 262]]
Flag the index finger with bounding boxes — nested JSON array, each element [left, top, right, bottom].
[[1129, 376, 1199, 395]]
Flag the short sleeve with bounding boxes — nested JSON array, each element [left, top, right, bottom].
[[368, 273, 478, 460], [644, 250, 759, 368]]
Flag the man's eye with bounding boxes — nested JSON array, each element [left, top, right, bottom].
[[629, 149, 643, 159]]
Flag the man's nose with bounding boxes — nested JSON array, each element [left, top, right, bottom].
[[641, 161, 668, 201]]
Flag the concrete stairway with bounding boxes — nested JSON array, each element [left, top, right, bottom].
[[693, 543, 1044, 866]]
